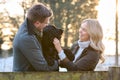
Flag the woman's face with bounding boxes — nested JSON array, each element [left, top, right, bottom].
[[79, 22, 90, 41]]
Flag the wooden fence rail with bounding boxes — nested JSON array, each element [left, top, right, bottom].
[[0, 66, 119, 80]]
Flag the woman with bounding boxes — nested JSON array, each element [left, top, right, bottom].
[[53, 19, 105, 71]]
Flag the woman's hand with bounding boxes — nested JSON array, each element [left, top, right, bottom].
[[53, 38, 63, 53]]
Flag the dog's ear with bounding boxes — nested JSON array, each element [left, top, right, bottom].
[[50, 24, 56, 28], [49, 24, 63, 36]]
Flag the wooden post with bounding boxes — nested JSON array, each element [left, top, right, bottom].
[[108, 66, 120, 80], [115, 0, 119, 66]]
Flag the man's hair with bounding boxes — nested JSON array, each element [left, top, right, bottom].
[[27, 3, 53, 23]]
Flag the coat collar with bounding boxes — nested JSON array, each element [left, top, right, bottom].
[[73, 43, 100, 55], [26, 18, 41, 36]]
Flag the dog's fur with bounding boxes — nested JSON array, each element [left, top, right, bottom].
[[42, 25, 74, 66]]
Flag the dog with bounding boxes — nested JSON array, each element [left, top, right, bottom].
[[41, 24, 74, 66]]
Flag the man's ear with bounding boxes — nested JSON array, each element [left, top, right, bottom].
[[34, 21, 41, 27]]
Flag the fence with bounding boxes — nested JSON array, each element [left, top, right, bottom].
[[0, 66, 119, 80]]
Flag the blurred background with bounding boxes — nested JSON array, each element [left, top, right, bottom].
[[0, 0, 120, 72]]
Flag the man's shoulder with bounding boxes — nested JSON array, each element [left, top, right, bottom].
[[17, 21, 34, 41], [20, 33, 35, 42]]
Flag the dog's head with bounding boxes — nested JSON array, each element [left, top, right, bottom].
[[41, 25, 74, 66], [42, 24, 63, 47]]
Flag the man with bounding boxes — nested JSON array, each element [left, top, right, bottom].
[[13, 3, 58, 71]]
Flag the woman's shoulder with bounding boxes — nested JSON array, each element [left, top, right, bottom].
[[87, 46, 101, 56]]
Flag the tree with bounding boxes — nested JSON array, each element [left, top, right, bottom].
[[38, 0, 99, 48], [0, 0, 37, 50], [19, 0, 37, 20], [0, 9, 22, 50]]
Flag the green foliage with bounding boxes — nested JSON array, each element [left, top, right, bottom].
[[38, 0, 99, 47]]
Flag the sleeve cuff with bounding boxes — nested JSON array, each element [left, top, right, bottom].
[[58, 50, 66, 60]]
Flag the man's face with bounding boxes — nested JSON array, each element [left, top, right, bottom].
[[35, 17, 50, 31]]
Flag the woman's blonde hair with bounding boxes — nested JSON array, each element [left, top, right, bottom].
[[81, 19, 105, 63]]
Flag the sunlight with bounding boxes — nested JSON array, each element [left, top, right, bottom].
[[0, 0, 23, 50], [4, 0, 23, 16], [97, 0, 120, 55], [1, 43, 11, 50], [97, 0, 116, 35]]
